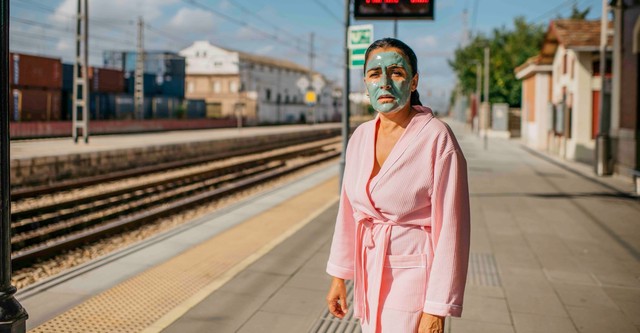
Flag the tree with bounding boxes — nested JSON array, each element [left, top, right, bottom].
[[448, 17, 545, 107], [568, 3, 590, 19]]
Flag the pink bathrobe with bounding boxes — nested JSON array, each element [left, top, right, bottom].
[[327, 106, 470, 333]]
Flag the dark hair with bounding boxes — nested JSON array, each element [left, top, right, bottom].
[[363, 38, 422, 106]]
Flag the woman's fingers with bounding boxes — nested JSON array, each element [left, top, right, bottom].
[[340, 294, 348, 314], [326, 277, 348, 318], [328, 299, 345, 318]]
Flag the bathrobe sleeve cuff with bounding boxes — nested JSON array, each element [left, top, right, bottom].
[[423, 301, 463, 317], [326, 261, 354, 280]]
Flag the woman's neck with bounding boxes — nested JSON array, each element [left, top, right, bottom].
[[378, 105, 416, 132]]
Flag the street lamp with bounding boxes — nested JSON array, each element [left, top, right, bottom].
[[1, 1, 29, 331], [471, 60, 482, 134]]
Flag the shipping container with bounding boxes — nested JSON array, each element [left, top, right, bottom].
[[103, 51, 185, 77], [114, 94, 152, 119], [10, 88, 62, 121], [62, 63, 74, 92], [151, 96, 181, 119], [124, 72, 160, 96], [61, 91, 118, 120], [158, 74, 185, 98], [185, 99, 206, 119], [89, 67, 125, 93], [62, 64, 125, 94], [9, 53, 62, 89], [90, 93, 117, 120]]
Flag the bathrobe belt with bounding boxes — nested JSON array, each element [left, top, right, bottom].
[[353, 211, 399, 332]]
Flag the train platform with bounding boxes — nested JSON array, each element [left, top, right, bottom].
[[18, 119, 640, 333], [10, 123, 341, 188], [10, 123, 340, 160]]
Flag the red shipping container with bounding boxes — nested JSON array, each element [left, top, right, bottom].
[[10, 88, 62, 122], [9, 53, 63, 89], [89, 67, 125, 93]]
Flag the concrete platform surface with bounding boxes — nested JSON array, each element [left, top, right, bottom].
[[20, 118, 640, 333], [20, 163, 340, 331], [162, 119, 640, 333]]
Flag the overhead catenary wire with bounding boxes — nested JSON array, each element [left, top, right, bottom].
[[12, 0, 136, 37], [224, 0, 307, 46], [10, 17, 135, 47], [312, 0, 344, 25], [14, 0, 346, 71], [180, 0, 345, 68]]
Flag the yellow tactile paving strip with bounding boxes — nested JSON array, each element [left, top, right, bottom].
[[30, 176, 339, 333]]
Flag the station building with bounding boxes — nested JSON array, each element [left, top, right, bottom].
[[516, 19, 613, 164], [179, 41, 339, 125]]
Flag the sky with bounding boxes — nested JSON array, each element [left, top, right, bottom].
[[9, 0, 602, 112]]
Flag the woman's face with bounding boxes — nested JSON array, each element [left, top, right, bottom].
[[364, 47, 418, 114]]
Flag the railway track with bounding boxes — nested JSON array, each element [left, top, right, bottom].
[[10, 137, 341, 268]]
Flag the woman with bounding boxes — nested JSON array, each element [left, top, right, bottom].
[[325, 38, 470, 333]]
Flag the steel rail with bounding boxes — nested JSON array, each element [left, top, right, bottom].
[[11, 132, 340, 200], [11, 151, 340, 267]]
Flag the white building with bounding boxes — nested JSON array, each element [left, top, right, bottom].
[[179, 41, 339, 124], [516, 19, 612, 163], [515, 55, 553, 150]]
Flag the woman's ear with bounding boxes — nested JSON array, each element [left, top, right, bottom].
[[411, 73, 419, 91]]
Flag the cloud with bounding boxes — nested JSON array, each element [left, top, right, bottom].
[[52, 0, 177, 24], [436, 0, 457, 10], [56, 39, 72, 52], [415, 35, 438, 48], [235, 26, 258, 40], [168, 8, 216, 34], [255, 44, 275, 55]]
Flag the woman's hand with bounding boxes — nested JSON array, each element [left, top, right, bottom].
[[326, 277, 348, 318], [418, 312, 444, 333]]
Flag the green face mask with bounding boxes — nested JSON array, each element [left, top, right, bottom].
[[364, 51, 413, 114]]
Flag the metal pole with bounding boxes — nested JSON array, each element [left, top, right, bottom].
[[483, 46, 490, 150], [81, 0, 88, 143], [393, 20, 398, 38], [340, 0, 351, 188], [309, 32, 315, 124], [72, 0, 89, 143], [475, 62, 481, 133], [595, 0, 612, 175], [1, 0, 29, 330], [134, 16, 145, 120]]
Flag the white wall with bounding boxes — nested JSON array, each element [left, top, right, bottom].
[[550, 46, 596, 162], [180, 41, 239, 75]]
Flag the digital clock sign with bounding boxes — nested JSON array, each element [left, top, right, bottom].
[[354, 0, 435, 20]]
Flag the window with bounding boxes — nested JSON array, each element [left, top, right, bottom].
[[213, 81, 221, 93], [187, 82, 194, 93], [206, 103, 222, 118], [563, 52, 567, 74], [230, 81, 238, 93], [570, 58, 574, 79], [265, 88, 271, 101], [214, 61, 223, 67]]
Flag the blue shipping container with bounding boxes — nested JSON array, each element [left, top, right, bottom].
[[62, 64, 73, 92], [114, 94, 152, 119], [103, 51, 185, 77], [61, 92, 116, 120], [125, 72, 160, 96], [185, 99, 206, 119], [158, 74, 185, 98], [151, 96, 181, 119]]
